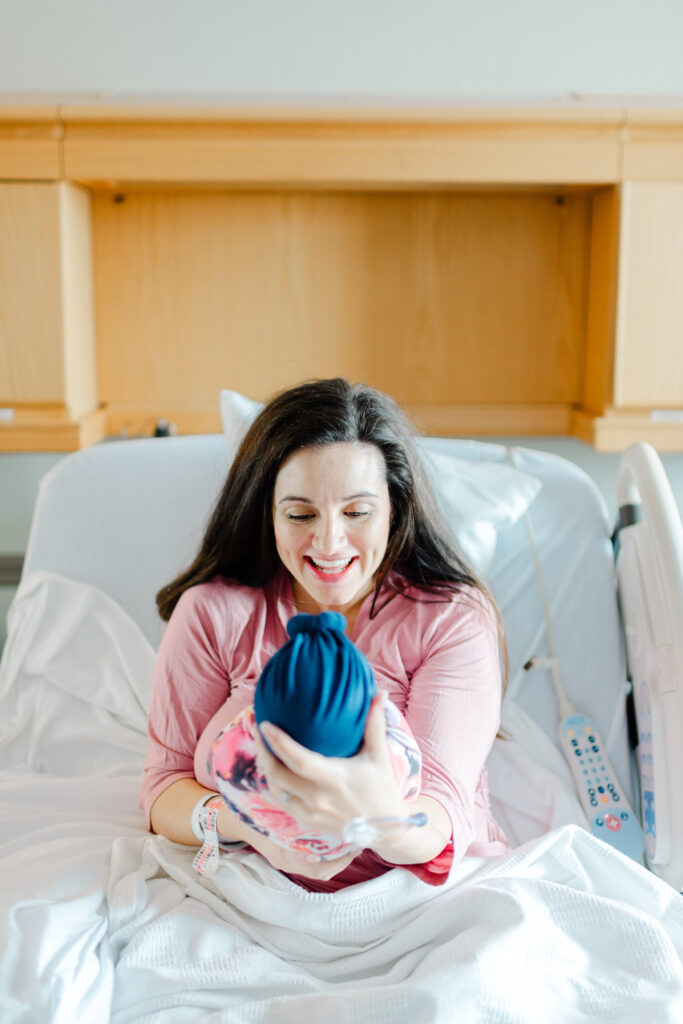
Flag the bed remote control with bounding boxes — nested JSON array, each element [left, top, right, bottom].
[[559, 713, 644, 862]]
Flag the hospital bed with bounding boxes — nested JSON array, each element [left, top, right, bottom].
[[1, 405, 683, 1023]]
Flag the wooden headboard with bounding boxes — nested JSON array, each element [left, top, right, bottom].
[[2, 103, 683, 451]]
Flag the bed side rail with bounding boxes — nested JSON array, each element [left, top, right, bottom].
[[614, 442, 683, 891]]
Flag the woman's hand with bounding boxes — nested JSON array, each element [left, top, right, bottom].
[[240, 826, 358, 880], [253, 694, 406, 839], [252, 694, 453, 867]]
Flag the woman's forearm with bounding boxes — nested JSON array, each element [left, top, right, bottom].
[[149, 776, 360, 880], [368, 794, 452, 865], [149, 777, 249, 846]]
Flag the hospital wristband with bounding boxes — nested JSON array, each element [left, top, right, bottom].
[[191, 793, 221, 842], [191, 794, 246, 876]]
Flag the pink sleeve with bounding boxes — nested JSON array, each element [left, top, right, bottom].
[[403, 590, 503, 866], [138, 586, 232, 828]]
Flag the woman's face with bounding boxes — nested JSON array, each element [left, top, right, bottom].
[[272, 442, 392, 621]]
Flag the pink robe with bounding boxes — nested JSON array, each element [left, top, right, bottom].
[[140, 570, 509, 891]]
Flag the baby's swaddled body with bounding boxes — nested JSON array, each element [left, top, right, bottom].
[[207, 611, 422, 859]]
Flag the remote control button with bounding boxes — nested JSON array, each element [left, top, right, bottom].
[[596, 817, 604, 827]]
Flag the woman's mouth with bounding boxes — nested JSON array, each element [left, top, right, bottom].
[[304, 556, 357, 581]]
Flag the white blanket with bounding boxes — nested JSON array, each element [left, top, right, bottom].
[[1, 573, 683, 1023], [105, 827, 683, 1024]]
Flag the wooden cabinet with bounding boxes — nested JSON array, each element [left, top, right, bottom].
[[1, 103, 683, 451], [575, 180, 683, 450], [615, 184, 683, 409], [0, 182, 103, 450]]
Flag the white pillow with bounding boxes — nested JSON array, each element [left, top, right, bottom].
[[219, 389, 263, 461], [416, 443, 541, 576], [218, 389, 541, 576]]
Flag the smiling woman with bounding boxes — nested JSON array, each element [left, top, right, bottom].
[[142, 378, 510, 892]]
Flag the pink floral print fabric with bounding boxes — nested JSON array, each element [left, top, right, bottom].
[[208, 700, 422, 860]]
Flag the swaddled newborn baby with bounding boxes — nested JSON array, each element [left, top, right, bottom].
[[207, 611, 422, 860]]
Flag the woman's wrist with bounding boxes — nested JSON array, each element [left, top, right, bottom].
[[216, 802, 249, 844], [366, 796, 452, 865]]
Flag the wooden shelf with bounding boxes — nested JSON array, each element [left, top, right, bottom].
[[2, 101, 683, 451], [0, 408, 106, 453], [573, 409, 683, 453], [59, 106, 623, 187], [0, 107, 62, 180]]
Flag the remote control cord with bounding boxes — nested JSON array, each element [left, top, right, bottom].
[[506, 446, 575, 720]]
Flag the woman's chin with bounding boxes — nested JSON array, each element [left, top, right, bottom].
[[294, 571, 371, 615], [304, 587, 358, 613]]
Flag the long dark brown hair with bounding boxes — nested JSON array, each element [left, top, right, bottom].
[[156, 379, 504, 669]]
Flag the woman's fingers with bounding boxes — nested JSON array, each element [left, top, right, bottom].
[[252, 706, 394, 831], [257, 722, 329, 781], [361, 694, 388, 762], [253, 724, 324, 811]]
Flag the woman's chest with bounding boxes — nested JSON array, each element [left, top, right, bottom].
[[225, 610, 420, 711]]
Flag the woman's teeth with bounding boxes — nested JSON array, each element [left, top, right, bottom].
[[308, 557, 353, 574]]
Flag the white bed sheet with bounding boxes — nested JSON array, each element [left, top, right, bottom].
[[1, 573, 681, 1023]]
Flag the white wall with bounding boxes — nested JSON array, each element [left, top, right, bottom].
[[2, 0, 683, 99]]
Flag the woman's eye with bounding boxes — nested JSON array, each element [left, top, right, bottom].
[[345, 510, 370, 519], [287, 513, 314, 522]]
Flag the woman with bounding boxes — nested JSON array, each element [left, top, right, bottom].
[[140, 378, 509, 892]]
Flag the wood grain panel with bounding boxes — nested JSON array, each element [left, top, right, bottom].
[[0, 108, 61, 179], [0, 182, 97, 417], [615, 183, 683, 408], [573, 408, 683, 452], [365, 191, 590, 405], [59, 185, 98, 418], [583, 187, 620, 414], [0, 184, 65, 403], [0, 408, 107, 452], [63, 109, 621, 186], [92, 189, 591, 423], [622, 113, 683, 181]]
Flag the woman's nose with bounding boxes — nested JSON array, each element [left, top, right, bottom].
[[312, 514, 346, 553]]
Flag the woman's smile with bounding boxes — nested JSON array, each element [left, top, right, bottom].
[[304, 555, 358, 580]]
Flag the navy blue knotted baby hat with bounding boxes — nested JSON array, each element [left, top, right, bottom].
[[254, 611, 377, 758]]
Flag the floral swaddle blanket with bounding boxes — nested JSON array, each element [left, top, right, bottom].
[[206, 610, 421, 860], [208, 698, 422, 859]]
